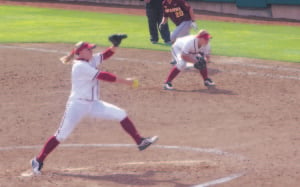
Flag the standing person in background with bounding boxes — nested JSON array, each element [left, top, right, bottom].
[[141, 0, 171, 44], [159, 0, 198, 43]]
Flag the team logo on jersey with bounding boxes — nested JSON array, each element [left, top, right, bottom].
[[165, 7, 182, 13]]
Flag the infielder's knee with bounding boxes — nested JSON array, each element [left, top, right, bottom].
[[176, 61, 187, 71]]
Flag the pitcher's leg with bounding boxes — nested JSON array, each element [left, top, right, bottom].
[[32, 101, 88, 174], [90, 101, 142, 144]]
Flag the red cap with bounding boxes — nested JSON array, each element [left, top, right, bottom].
[[72, 42, 96, 55], [197, 32, 212, 40]]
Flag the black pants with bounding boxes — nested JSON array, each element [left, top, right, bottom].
[[146, 5, 170, 43]]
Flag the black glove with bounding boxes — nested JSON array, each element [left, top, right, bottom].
[[108, 34, 127, 47], [194, 56, 207, 70]]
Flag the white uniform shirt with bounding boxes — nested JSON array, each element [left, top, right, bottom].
[[174, 35, 211, 57], [69, 53, 103, 101]]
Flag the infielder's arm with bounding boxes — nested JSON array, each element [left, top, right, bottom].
[[181, 53, 197, 63]]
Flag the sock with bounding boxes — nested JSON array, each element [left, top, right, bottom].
[[120, 117, 142, 145], [165, 66, 180, 83], [199, 67, 208, 80], [37, 136, 60, 162]]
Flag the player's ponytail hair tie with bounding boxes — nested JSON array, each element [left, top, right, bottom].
[[60, 41, 96, 64]]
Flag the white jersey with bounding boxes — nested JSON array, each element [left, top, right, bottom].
[[173, 35, 211, 57], [69, 53, 103, 101], [55, 52, 127, 142], [172, 35, 211, 71]]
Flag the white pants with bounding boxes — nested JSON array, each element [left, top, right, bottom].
[[171, 20, 192, 43], [171, 46, 188, 71], [55, 99, 127, 142]]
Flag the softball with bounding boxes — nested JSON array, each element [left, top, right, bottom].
[[132, 79, 139, 88]]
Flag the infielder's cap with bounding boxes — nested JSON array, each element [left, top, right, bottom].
[[196, 30, 212, 40], [73, 41, 96, 55]]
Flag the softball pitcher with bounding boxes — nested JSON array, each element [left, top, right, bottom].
[[163, 30, 215, 90], [31, 34, 158, 175], [159, 0, 198, 43]]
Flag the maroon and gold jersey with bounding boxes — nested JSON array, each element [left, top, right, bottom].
[[162, 0, 192, 26]]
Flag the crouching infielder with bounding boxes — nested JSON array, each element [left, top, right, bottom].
[[163, 30, 215, 90]]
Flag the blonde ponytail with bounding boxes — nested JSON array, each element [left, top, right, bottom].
[[60, 52, 75, 64], [60, 41, 86, 64]]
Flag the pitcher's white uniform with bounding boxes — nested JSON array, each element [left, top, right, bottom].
[[55, 53, 126, 142], [171, 35, 210, 71]]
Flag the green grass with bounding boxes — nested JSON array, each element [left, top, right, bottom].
[[0, 5, 300, 62]]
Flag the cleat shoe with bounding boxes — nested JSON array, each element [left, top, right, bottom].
[[138, 136, 159, 151], [204, 78, 215, 87], [164, 82, 174, 90], [170, 60, 177, 65], [31, 157, 43, 175]]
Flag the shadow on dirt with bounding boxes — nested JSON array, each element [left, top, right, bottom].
[[173, 87, 237, 95], [54, 170, 192, 187]]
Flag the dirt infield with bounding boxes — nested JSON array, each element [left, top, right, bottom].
[[0, 1, 300, 187], [0, 43, 300, 187]]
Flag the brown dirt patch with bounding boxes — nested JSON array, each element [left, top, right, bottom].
[[0, 43, 299, 186]]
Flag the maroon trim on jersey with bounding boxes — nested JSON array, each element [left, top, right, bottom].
[[162, 0, 191, 26], [101, 48, 114, 60], [97, 71, 117, 82], [76, 57, 89, 62], [193, 38, 197, 54]]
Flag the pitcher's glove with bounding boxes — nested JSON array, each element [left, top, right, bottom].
[[108, 34, 127, 47], [194, 56, 207, 70]]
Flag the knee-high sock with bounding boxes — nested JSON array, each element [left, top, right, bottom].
[[199, 67, 208, 80], [165, 66, 180, 83], [37, 136, 60, 162], [120, 117, 142, 145]]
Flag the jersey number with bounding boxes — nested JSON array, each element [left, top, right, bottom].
[[175, 10, 184, 18]]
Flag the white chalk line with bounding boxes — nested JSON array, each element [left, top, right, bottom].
[[0, 143, 245, 186], [223, 61, 300, 72], [1, 45, 300, 81], [0, 144, 245, 160], [120, 160, 215, 166], [192, 172, 245, 187]]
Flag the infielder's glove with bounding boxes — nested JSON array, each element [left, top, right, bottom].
[[194, 56, 207, 70], [108, 34, 127, 47]]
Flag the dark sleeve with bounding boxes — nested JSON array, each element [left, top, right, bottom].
[[101, 48, 115, 61], [96, 71, 117, 82], [180, 0, 191, 12]]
